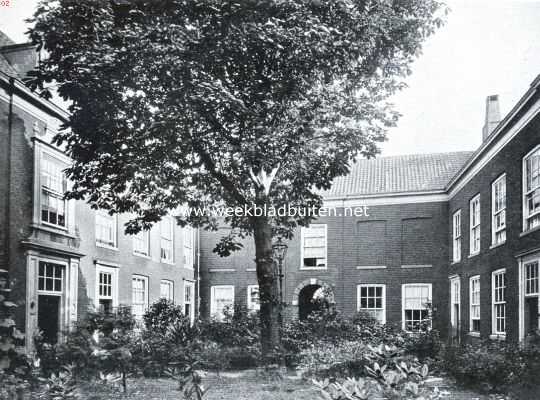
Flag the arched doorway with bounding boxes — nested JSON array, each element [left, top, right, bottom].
[[297, 282, 334, 320]]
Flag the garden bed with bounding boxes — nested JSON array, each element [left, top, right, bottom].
[[77, 370, 503, 400]]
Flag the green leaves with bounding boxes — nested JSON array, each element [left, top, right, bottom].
[[27, 0, 445, 245]]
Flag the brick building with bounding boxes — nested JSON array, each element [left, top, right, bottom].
[[0, 34, 196, 350], [2, 31, 540, 346], [201, 77, 540, 344]]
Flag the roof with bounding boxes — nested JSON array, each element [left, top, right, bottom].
[[324, 151, 474, 198], [0, 31, 20, 77]]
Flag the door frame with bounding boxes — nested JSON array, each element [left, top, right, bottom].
[[449, 275, 461, 342]]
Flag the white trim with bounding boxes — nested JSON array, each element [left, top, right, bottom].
[[469, 275, 481, 334], [323, 192, 448, 208], [133, 229, 151, 257], [357, 284, 386, 324], [522, 145, 540, 232], [448, 91, 540, 199], [356, 265, 387, 270], [401, 264, 432, 269], [491, 173, 507, 246], [518, 251, 540, 341], [300, 224, 328, 270], [469, 194, 481, 256], [210, 285, 235, 321], [95, 210, 118, 250], [184, 280, 195, 325], [452, 210, 462, 263], [159, 279, 174, 302], [131, 274, 149, 320], [401, 283, 432, 332], [450, 276, 461, 340], [183, 226, 194, 269], [160, 216, 174, 264], [95, 264, 119, 311], [34, 142, 74, 232], [247, 284, 260, 312], [491, 268, 507, 336]]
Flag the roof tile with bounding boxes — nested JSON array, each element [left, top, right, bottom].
[[324, 151, 474, 198]]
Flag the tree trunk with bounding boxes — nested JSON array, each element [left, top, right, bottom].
[[252, 214, 280, 361]]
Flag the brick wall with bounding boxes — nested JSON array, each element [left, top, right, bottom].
[[448, 108, 540, 343], [200, 201, 449, 332]]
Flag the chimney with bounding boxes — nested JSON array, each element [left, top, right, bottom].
[[0, 42, 38, 79], [482, 95, 501, 141]]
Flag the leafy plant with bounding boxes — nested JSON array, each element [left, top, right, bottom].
[[0, 269, 34, 399]]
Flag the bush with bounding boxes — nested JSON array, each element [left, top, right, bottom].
[[0, 269, 35, 398], [197, 304, 261, 369], [137, 299, 198, 376], [438, 340, 540, 393]]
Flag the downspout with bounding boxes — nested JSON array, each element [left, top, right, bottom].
[[196, 227, 201, 318], [5, 77, 15, 274]]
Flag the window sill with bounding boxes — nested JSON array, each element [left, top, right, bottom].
[[451, 260, 461, 265], [32, 222, 75, 238], [468, 331, 480, 338], [520, 225, 540, 238], [401, 264, 432, 269], [133, 253, 151, 260], [300, 266, 328, 271], [468, 252, 480, 259], [489, 333, 506, 341], [161, 260, 175, 266], [356, 265, 387, 270], [489, 241, 506, 250], [96, 242, 119, 251], [184, 265, 194, 270]]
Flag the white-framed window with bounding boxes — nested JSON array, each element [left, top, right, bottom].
[[470, 275, 481, 333], [210, 285, 234, 321], [357, 284, 386, 324], [301, 224, 327, 269], [247, 285, 260, 312], [184, 281, 195, 325], [183, 226, 194, 268], [524, 146, 540, 231], [38, 261, 64, 293], [525, 261, 539, 296], [492, 269, 506, 335], [95, 264, 118, 313], [160, 280, 174, 302], [131, 275, 149, 320], [470, 195, 481, 255], [40, 152, 67, 228], [95, 210, 117, 248], [160, 217, 174, 263], [452, 210, 462, 262], [133, 230, 150, 257], [402, 284, 432, 332], [492, 174, 506, 245]]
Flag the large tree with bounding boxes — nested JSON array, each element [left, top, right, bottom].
[[28, 0, 446, 357]]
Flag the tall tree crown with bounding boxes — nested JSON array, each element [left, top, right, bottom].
[[28, 0, 446, 248]]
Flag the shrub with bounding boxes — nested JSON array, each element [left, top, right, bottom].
[[137, 299, 198, 376], [0, 269, 35, 398], [439, 340, 527, 393], [197, 304, 261, 369]]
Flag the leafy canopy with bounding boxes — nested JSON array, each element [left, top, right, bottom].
[[28, 0, 446, 250]]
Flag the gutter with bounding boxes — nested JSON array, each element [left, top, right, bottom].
[[196, 227, 201, 319], [4, 77, 14, 273]]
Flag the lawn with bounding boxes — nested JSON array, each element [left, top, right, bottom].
[[77, 370, 503, 400]]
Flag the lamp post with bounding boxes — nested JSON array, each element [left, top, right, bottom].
[[272, 237, 288, 332]]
